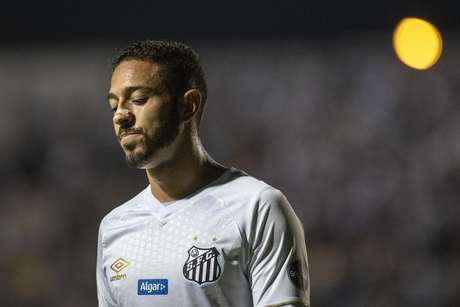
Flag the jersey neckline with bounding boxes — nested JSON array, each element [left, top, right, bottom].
[[142, 166, 238, 221]]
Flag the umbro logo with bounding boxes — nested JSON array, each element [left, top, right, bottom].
[[110, 258, 130, 282], [111, 258, 130, 273]]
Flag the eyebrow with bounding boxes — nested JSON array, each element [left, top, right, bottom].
[[107, 86, 158, 101]]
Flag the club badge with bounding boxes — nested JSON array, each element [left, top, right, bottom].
[[183, 246, 221, 285]]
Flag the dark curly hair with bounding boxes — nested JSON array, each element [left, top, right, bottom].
[[112, 40, 208, 129]]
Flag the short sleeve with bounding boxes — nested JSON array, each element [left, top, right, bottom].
[[248, 188, 310, 307], [96, 223, 117, 307]]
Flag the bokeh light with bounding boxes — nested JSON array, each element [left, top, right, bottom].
[[393, 17, 443, 70]]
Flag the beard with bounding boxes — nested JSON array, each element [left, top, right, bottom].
[[124, 101, 181, 169]]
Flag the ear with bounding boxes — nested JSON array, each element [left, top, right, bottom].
[[180, 89, 202, 123]]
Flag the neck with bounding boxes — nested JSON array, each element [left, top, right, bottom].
[[145, 128, 227, 203]]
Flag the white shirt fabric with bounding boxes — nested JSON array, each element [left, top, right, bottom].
[[96, 166, 310, 307]]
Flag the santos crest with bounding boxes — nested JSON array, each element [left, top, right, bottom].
[[183, 246, 221, 285]]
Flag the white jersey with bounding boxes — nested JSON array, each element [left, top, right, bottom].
[[96, 166, 310, 307]]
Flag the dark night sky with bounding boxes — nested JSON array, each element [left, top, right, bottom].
[[0, 0, 457, 43]]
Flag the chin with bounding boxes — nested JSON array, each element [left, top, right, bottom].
[[125, 156, 146, 169], [123, 130, 180, 169], [124, 146, 150, 168], [125, 146, 169, 169]]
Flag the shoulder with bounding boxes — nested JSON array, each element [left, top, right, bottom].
[[217, 167, 290, 210], [215, 167, 298, 228], [212, 168, 272, 206], [98, 186, 149, 233]]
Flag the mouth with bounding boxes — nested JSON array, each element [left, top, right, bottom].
[[119, 130, 142, 140], [120, 132, 143, 149]]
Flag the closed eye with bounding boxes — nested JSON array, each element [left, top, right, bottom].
[[132, 97, 149, 105]]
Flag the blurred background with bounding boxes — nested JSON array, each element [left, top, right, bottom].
[[1, 1, 459, 306]]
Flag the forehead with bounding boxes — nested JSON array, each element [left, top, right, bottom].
[[111, 59, 162, 90]]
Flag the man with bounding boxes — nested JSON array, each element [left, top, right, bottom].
[[97, 40, 310, 307]]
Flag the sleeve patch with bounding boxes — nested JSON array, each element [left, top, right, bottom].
[[287, 260, 304, 290]]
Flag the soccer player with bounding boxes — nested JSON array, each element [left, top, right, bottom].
[[97, 40, 310, 307]]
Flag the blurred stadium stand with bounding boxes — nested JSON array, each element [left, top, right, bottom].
[[1, 31, 459, 307]]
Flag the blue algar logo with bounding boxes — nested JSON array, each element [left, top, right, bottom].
[[137, 279, 168, 295]]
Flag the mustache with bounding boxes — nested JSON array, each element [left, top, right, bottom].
[[118, 128, 144, 140]]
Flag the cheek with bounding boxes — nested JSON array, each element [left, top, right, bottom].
[[139, 101, 171, 130], [138, 110, 159, 132]]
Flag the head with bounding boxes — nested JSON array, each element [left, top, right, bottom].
[[108, 40, 208, 169]]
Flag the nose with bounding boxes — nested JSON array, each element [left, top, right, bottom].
[[113, 108, 135, 128]]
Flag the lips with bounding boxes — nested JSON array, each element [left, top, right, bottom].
[[120, 131, 141, 139], [120, 133, 143, 149], [119, 130, 143, 140]]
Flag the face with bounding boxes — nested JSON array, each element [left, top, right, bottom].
[[108, 59, 181, 169]]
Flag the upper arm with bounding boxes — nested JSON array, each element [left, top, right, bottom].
[[96, 222, 117, 307], [247, 187, 310, 307]]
